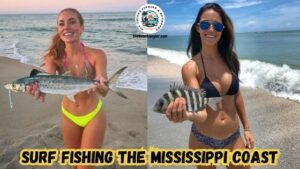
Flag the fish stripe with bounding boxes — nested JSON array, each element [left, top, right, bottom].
[[175, 89, 182, 97], [167, 91, 175, 102], [170, 89, 179, 98], [184, 90, 192, 111], [180, 89, 188, 111], [205, 97, 209, 105], [180, 89, 186, 99], [192, 91, 197, 111], [162, 93, 170, 103], [188, 90, 194, 112], [202, 95, 205, 109], [161, 97, 168, 111], [197, 92, 202, 110]]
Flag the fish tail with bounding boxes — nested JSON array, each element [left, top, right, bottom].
[[207, 97, 222, 111], [108, 66, 128, 99]]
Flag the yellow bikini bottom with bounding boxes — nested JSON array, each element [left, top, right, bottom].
[[61, 99, 102, 127]]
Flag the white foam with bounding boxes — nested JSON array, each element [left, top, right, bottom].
[[147, 47, 189, 66], [240, 60, 300, 102], [0, 41, 34, 66], [117, 70, 147, 91], [148, 47, 300, 102]]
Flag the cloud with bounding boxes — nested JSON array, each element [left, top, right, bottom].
[[195, 0, 263, 9], [246, 20, 257, 26], [166, 0, 176, 5], [168, 24, 192, 31], [223, 1, 263, 9]]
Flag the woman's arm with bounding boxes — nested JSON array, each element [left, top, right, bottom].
[[44, 55, 58, 74], [235, 90, 250, 130], [235, 90, 254, 148], [92, 48, 109, 96], [166, 60, 202, 122]]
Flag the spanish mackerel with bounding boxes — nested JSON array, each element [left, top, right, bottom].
[[4, 67, 128, 108], [153, 83, 221, 114]]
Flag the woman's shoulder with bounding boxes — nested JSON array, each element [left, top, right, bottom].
[[85, 46, 106, 58], [44, 54, 61, 65], [181, 59, 198, 77], [85, 46, 107, 65]]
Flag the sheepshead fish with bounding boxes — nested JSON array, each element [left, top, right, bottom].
[[4, 67, 128, 108], [153, 83, 222, 114]]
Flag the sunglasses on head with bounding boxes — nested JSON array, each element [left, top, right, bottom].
[[199, 20, 224, 32]]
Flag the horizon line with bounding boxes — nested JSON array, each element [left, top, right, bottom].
[[0, 11, 136, 15]]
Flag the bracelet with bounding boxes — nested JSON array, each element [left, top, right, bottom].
[[244, 128, 251, 132]]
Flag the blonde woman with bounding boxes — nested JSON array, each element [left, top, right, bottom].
[[27, 8, 108, 169]]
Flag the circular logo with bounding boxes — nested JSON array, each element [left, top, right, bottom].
[[135, 4, 165, 34]]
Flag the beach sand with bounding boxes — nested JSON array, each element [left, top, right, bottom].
[[0, 57, 146, 169], [148, 56, 300, 169]]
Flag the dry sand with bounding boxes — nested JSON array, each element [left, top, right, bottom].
[[148, 56, 300, 169], [0, 57, 146, 169]]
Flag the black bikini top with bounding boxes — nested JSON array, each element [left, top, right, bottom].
[[199, 54, 239, 97]]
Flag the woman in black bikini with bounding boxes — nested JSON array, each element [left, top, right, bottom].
[[166, 3, 254, 169]]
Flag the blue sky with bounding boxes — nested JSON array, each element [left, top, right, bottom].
[[148, 0, 300, 35]]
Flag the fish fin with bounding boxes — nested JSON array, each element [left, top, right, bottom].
[[67, 95, 76, 102], [207, 97, 222, 111], [30, 69, 41, 77], [108, 66, 128, 99], [200, 89, 207, 97], [169, 82, 203, 94], [30, 69, 49, 77]]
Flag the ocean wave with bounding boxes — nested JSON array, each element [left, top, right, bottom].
[[0, 41, 40, 67], [91, 17, 133, 22], [117, 71, 147, 91], [116, 48, 147, 56], [147, 47, 189, 66], [0, 27, 54, 32], [148, 47, 300, 102], [240, 60, 300, 102]]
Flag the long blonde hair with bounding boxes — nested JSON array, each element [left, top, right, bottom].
[[43, 8, 84, 61]]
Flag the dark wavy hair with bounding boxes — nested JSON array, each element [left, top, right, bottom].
[[186, 3, 240, 75]]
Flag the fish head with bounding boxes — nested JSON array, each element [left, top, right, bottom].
[[153, 96, 169, 114], [4, 82, 26, 93]]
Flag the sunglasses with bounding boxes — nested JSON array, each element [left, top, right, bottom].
[[199, 20, 225, 32]]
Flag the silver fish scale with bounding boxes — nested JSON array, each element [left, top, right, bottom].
[[29, 76, 94, 95]]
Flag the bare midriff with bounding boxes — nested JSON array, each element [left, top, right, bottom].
[[194, 95, 239, 140], [62, 91, 99, 116]]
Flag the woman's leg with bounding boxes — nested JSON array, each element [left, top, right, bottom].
[[61, 113, 84, 169], [77, 108, 107, 169], [227, 136, 250, 169], [189, 132, 216, 169]]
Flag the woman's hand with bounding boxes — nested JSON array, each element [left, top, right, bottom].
[[244, 130, 254, 149], [165, 97, 192, 123], [92, 75, 109, 96], [26, 82, 45, 102]]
